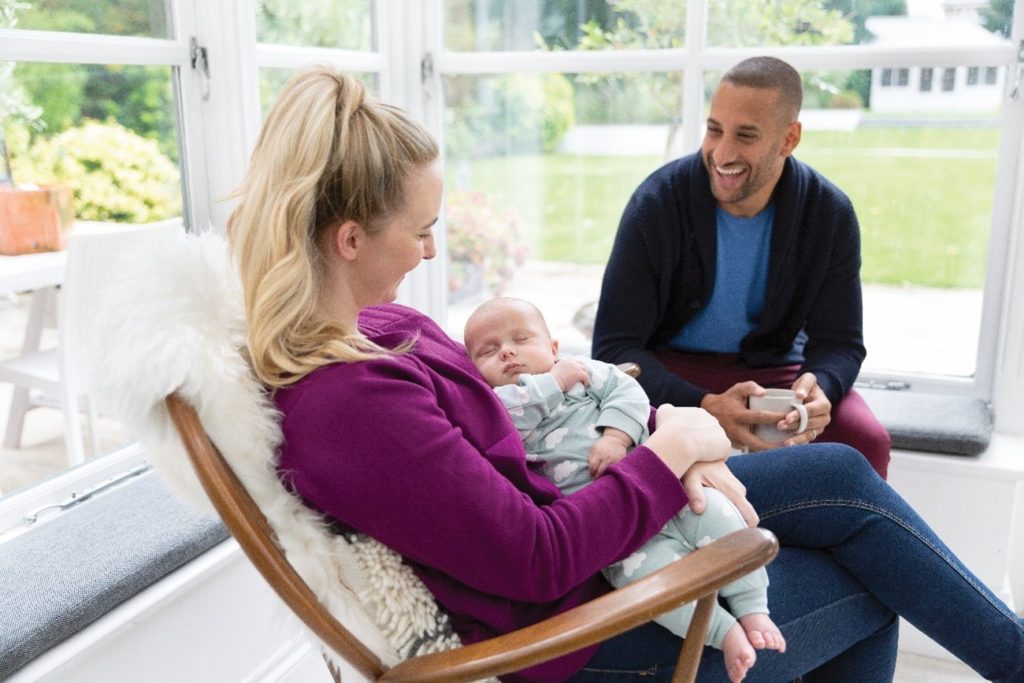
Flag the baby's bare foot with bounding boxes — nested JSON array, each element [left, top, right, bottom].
[[722, 623, 757, 682], [739, 613, 786, 653]]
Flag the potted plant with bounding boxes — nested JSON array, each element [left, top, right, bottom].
[[445, 191, 528, 303]]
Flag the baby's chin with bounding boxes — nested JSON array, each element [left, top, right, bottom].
[[491, 373, 521, 388]]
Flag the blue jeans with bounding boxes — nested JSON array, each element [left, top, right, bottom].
[[570, 445, 1024, 682]]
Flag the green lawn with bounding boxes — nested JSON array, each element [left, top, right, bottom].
[[449, 125, 999, 289]]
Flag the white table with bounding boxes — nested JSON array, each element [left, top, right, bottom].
[[0, 250, 68, 450], [0, 250, 67, 295]]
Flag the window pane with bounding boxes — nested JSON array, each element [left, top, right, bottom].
[[3, 62, 183, 220], [920, 67, 934, 91], [258, 68, 379, 116], [443, 71, 683, 349], [444, 0, 686, 51], [1, 61, 185, 498], [8, 0, 170, 38], [708, 0, 1014, 48], [255, 0, 375, 50], [708, 0, 855, 47], [785, 68, 998, 378]]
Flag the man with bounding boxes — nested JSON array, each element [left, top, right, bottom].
[[592, 56, 890, 478]]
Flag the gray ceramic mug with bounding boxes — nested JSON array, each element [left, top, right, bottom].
[[749, 388, 809, 444]]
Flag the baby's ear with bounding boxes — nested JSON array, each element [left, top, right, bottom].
[[551, 338, 560, 356]]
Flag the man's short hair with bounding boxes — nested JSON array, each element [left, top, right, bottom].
[[721, 56, 803, 122]]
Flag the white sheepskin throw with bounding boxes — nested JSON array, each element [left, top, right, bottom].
[[92, 230, 464, 674]]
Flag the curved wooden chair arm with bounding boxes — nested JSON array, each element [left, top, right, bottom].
[[381, 527, 777, 682], [165, 392, 777, 683]]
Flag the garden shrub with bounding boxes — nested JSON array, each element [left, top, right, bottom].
[[446, 190, 527, 300], [14, 118, 181, 222]]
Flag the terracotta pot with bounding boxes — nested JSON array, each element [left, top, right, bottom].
[[0, 185, 75, 255]]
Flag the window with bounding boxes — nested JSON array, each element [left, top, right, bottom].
[[920, 67, 934, 92], [2, 0, 1023, 516], [254, 0, 380, 115], [0, 0, 208, 515], [431, 0, 1019, 398], [942, 67, 956, 91]]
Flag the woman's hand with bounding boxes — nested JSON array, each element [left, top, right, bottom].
[[644, 404, 731, 478], [682, 461, 759, 527]]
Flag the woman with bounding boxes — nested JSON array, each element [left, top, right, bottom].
[[227, 65, 1024, 683]]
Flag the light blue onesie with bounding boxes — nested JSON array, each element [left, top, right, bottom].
[[494, 357, 769, 648]]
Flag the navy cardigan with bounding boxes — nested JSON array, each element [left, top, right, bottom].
[[592, 152, 865, 408]]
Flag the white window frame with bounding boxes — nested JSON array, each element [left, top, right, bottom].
[[0, 0, 215, 529], [3, 0, 1024, 530]]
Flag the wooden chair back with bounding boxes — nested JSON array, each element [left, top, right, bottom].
[[165, 391, 778, 683]]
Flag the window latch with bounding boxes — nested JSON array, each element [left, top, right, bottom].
[[421, 52, 434, 85], [190, 36, 211, 102], [855, 379, 911, 391], [1010, 39, 1024, 101], [23, 464, 150, 526]]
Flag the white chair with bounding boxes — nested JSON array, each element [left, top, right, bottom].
[[0, 219, 182, 466]]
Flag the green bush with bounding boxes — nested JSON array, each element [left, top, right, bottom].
[[14, 118, 181, 222]]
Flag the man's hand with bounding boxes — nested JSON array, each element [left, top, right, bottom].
[[701, 376, 834, 451], [551, 357, 590, 391], [588, 429, 631, 477], [783, 373, 832, 446], [699, 381, 777, 452]]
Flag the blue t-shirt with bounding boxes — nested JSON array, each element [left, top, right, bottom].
[[669, 204, 774, 353]]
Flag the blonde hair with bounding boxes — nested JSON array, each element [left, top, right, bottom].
[[227, 66, 439, 388]]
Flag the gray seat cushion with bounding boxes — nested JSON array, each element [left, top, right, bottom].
[[859, 388, 993, 456], [0, 473, 228, 678]]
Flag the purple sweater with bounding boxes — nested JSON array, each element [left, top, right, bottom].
[[274, 304, 688, 682]]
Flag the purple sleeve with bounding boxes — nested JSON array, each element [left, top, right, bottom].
[[278, 358, 688, 603]]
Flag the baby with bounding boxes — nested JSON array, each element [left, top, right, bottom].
[[464, 297, 785, 682]]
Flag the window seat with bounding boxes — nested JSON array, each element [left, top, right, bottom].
[[859, 387, 994, 456], [0, 472, 228, 679]]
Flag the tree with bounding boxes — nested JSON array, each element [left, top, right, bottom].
[[708, 0, 853, 47], [823, 0, 906, 106], [823, 0, 906, 44], [255, 0, 372, 49], [980, 0, 1014, 38], [566, 0, 856, 159], [10, 1, 179, 160], [443, 0, 615, 51]]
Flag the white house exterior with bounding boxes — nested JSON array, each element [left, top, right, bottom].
[[866, 15, 1010, 112]]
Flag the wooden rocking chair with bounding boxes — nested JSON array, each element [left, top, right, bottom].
[[166, 391, 778, 683]]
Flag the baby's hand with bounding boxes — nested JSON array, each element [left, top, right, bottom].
[[551, 357, 590, 391], [588, 431, 631, 477]]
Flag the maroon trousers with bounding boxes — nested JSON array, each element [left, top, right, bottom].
[[655, 350, 891, 479]]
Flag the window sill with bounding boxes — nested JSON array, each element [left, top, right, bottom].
[[0, 471, 228, 679], [859, 387, 994, 457]]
